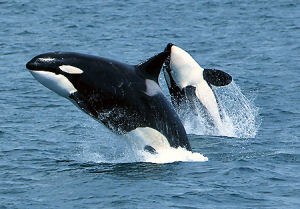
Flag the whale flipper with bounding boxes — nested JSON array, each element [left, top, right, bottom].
[[144, 145, 158, 154], [203, 69, 232, 86]]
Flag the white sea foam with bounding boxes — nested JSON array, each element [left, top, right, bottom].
[[79, 144, 208, 164], [140, 147, 208, 164], [77, 127, 208, 164]]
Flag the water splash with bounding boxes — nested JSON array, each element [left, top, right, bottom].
[[76, 80, 258, 164], [180, 81, 260, 138], [141, 147, 208, 164], [77, 129, 208, 164], [79, 144, 208, 164]]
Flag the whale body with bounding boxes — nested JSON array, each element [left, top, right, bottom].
[[26, 50, 192, 152], [163, 44, 232, 130]]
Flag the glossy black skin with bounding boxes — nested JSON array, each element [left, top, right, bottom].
[[26, 52, 192, 151]]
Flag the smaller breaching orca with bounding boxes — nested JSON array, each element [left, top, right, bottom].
[[163, 43, 232, 130], [26, 49, 192, 153]]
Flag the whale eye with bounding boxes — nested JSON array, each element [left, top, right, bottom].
[[59, 65, 83, 74]]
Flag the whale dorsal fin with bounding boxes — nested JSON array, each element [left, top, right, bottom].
[[203, 69, 232, 86], [136, 51, 169, 83]]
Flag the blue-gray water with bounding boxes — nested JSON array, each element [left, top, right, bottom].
[[1, 0, 300, 208]]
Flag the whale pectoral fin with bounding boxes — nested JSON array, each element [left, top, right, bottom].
[[184, 85, 197, 102], [144, 145, 158, 154], [203, 69, 232, 86], [69, 92, 98, 118], [136, 51, 169, 83], [182, 85, 199, 116]]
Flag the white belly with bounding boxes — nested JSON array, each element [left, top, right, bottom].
[[127, 127, 170, 151], [195, 81, 222, 127]]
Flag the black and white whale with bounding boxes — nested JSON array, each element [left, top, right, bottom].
[[26, 50, 192, 152], [163, 43, 232, 130]]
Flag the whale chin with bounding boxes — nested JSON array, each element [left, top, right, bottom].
[[30, 70, 76, 98]]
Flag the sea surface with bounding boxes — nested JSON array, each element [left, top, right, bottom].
[[1, 0, 300, 208]]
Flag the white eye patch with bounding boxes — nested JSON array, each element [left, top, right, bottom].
[[59, 65, 83, 74]]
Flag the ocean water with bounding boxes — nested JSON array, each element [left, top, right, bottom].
[[1, 0, 300, 208]]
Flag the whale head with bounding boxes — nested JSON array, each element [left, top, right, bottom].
[[26, 52, 85, 98], [163, 44, 204, 90], [163, 44, 232, 90]]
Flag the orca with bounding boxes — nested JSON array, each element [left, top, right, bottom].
[[163, 43, 232, 130], [26, 49, 192, 152]]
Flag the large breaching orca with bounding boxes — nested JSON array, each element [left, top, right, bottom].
[[26, 49, 192, 152], [163, 43, 232, 130]]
